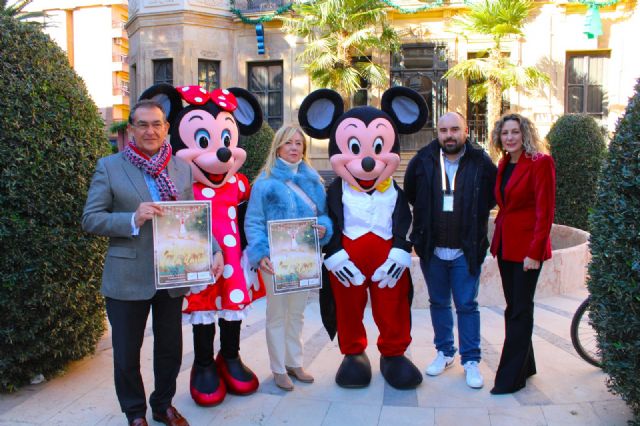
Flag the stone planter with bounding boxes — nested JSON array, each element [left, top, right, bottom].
[[409, 223, 591, 308]]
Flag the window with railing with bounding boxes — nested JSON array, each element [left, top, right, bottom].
[[391, 43, 449, 151], [241, 0, 286, 11], [566, 52, 609, 118], [198, 60, 220, 92], [352, 56, 370, 107], [248, 62, 283, 130], [153, 59, 173, 85]]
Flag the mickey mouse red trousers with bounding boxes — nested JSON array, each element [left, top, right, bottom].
[[329, 232, 412, 357]]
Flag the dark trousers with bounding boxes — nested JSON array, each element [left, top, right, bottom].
[[494, 257, 542, 392], [105, 290, 183, 422]]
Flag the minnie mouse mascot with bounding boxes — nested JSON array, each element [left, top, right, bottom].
[[139, 84, 265, 405], [299, 87, 427, 389]]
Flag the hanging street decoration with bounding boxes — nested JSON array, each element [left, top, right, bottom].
[[574, 0, 620, 40], [229, 0, 294, 25], [583, 4, 603, 39], [256, 23, 265, 54]]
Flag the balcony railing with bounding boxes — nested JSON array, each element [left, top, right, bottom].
[[235, 0, 288, 12], [112, 54, 128, 64], [114, 86, 129, 96]]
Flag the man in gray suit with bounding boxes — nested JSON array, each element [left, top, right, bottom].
[[82, 99, 223, 426]]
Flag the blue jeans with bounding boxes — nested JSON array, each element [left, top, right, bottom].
[[420, 255, 481, 364]]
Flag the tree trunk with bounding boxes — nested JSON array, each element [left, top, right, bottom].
[[487, 77, 502, 160]]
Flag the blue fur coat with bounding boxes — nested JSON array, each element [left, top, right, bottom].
[[244, 158, 333, 267]]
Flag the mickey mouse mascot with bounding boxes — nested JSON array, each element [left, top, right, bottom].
[[139, 84, 265, 405], [299, 87, 427, 389]]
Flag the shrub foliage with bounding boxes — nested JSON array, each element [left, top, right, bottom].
[[0, 15, 111, 391], [548, 114, 606, 231], [239, 121, 274, 182], [588, 80, 640, 423]]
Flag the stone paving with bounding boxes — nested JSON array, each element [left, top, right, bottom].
[[0, 288, 633, 425]]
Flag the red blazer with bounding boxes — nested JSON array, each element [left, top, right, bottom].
[[490, 153, 556, 262]]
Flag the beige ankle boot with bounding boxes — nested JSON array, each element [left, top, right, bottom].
[[286, 366, 314, 383], [274, 372, 294, 391]]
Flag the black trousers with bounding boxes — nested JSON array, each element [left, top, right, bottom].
[[105, 290, 183, 422], [493, 257, 542, 392], [192, 318, 242, 366]]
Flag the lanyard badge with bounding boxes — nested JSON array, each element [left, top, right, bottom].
[[441, 150, 456, 212]]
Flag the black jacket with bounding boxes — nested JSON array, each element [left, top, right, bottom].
[[403, 139, 497, 275]]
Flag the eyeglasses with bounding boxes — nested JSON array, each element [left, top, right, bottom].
[[132, 121, 166, 131]]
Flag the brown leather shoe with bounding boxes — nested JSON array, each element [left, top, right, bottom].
[[152, 406, 189, 426], [130, 419, 148, 426], [286, 366, 314, 383], [273, 372, 294, 391]]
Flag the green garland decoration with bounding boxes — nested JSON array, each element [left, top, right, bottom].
[[574, 0, 620, 6], [229, 0, 293, 25], [379, 0, 445, 13], [228, 0, 621, 24]]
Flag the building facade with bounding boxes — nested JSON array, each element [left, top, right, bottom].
[[25, 0, 130, 143], [126, 0, 639, 170]]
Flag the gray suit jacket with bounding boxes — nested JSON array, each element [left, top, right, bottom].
[[82, 152, 216, 300]]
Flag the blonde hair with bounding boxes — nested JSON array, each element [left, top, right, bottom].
[[490, 113, 548, 160], [258, 124, 312, 179]]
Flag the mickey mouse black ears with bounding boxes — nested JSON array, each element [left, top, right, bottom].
[[298, 89, 344, 139], [380, 86, 428, 135], [298, 86, 428, 138]]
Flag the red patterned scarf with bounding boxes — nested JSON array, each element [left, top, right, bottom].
[[124, 141, 178, 201]]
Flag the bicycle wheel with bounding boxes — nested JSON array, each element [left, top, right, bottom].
[[570, 298, 602, 368]]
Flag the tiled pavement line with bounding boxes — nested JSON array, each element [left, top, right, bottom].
[[485, 306, 581, 361], [558, 293, 588, 303], [535, 302, 574, 319], [382, 348, 420, 408]]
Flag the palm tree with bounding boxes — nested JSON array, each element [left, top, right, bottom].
[[279, 0, 400, 107], [1, 0, 46, 22], [444, 0, 549, 139]]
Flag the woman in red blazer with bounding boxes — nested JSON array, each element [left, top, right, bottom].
[[489, 113, 556, 394]]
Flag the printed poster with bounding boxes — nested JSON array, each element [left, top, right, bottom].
[[152, 200, 213, 289], [267, 217, 322, 294]]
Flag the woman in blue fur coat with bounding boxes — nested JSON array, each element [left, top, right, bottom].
[[245, 124, 332, 391]]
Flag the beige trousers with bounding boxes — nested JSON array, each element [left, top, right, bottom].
[[264, 273, 309, 374]]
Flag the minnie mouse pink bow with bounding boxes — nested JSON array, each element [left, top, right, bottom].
[[176, 86, 238, 112]]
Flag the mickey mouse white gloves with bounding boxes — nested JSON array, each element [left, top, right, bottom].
[[371, 248, 412, 289], [324, 249, 366, 287]]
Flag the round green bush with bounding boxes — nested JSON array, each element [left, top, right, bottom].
[[548, 114, 607, 231], [0, 15, 111, 391], [588, 79, 640, 423], [239, 121, 274, 182]]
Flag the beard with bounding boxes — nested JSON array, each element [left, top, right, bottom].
[[440, 138, 464, 155]]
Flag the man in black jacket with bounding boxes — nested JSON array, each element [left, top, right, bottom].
[[404, 112, 497, 389]]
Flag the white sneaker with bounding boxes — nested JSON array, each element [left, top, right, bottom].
[[463, 361, 484, 389], [425, 351, 455, 376]]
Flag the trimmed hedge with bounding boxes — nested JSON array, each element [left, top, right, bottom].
[[548, 114, 606, 231], [239, 121, 274, 182], [588, 79, 640, 423], [0, 15, 111, 391]]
